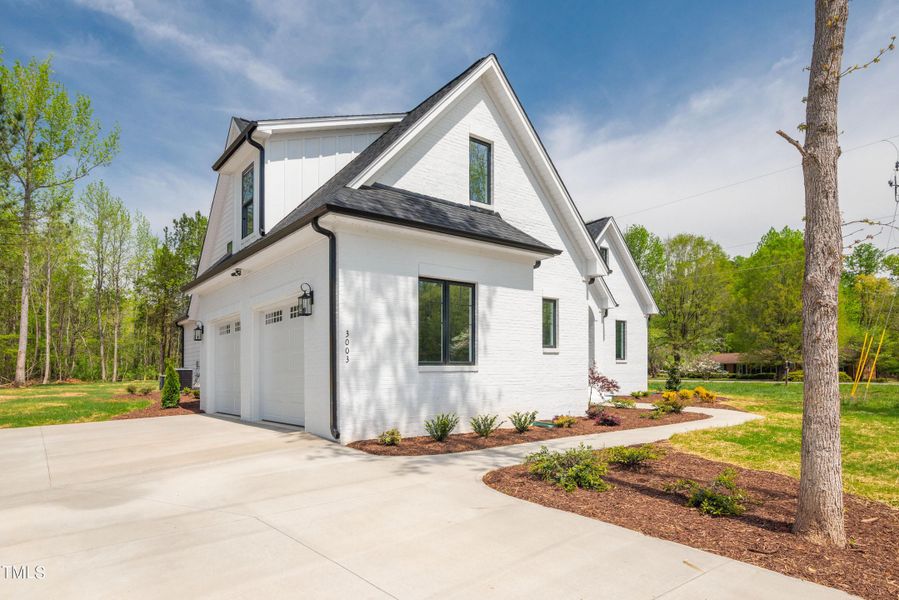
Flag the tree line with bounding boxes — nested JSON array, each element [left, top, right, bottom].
[[0, 54, 206, 384], [624, 224, 898, 381]]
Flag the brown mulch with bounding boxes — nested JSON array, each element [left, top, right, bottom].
[[348, 408, 709, 456], [111, 393, 203, 420], [483, 444, 899, 600]]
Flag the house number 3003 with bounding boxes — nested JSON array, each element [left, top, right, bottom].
[[344, 330, 350, 364]]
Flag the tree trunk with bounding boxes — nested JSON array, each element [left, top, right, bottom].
[[112, 297, 120, 382], [42, 263, 51, 385], [96, 287, 106, 381], [14, 227, 31, 386], [793, 0, 848, 547]]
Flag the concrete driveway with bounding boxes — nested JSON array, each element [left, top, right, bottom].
[[1, 408, 849, 599]]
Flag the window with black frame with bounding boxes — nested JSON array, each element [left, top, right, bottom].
[[469, 138, 491, 205], [241, 165, 254, 238], [615, 320, 627, 360], [542, 298, 558, 348], [419, 278, 475, 365]]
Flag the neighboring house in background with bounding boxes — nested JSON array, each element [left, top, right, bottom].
[[585, 217, 658, 393], [178, 54, 658, 443], [709, 352, 780, 377]]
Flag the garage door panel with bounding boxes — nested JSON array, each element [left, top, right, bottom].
[[260, 306, 304, 425], [215, 320, 241, 416]]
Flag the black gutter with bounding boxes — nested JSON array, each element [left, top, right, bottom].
[[246, 134, 266, 237], [212, 122, 257, 171], [311, 216, 340, 441]]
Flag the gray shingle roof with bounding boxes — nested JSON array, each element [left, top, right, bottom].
[[585, 217, 612, 240]]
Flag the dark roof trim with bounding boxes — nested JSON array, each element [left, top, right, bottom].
[[326, 203, 562, 257], [212, 122, 258, 171], [183, 199, 559, 292]]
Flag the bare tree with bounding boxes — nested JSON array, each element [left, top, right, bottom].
[[777, 0, 894, 547]]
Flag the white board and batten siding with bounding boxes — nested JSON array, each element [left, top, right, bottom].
[[263, 130, 383, 233]]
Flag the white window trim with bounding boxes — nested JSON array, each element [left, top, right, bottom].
[[419, 365, 479, 373]]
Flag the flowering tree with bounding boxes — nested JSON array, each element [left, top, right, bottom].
[[588, 363, 620, 404]]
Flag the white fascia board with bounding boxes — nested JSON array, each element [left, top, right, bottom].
[[257, 114, 405, 134], [600, 219, 659, 315], [345, 56, 609, 279]]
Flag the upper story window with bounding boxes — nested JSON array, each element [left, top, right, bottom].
[[419, 278, 476, 365], [469, 138, 492, 205], [241, 164, 254, 239]]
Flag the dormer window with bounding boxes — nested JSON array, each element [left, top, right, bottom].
[[469, 138, 491, 205], [241, 164, 254, 238]]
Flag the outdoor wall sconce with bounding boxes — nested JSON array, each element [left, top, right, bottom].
[[193, 321, 205, 342], [297, 283, 314, 316]]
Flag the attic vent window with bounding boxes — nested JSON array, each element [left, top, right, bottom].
[[265, 309, 283, 325], [599, 247, 609, 269], [218, 324, 231, 336], [469, 138, 492, 205]]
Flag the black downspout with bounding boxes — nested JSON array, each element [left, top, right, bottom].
[[311, 216, 339, 440], [178, 325, 185, 368], [246, 129, 266, 237]]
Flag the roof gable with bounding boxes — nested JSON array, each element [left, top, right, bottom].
[[591, 217, 659, 314]]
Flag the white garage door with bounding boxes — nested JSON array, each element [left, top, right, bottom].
[[215, 320, 241, 416], [259, 305, 305, 425]]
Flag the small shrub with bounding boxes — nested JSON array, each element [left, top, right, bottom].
[[677, 388, 694, 400], [378, 428, 402, 446], [125, 383, 138, 395], [653, 391, 687, 415], [693, 386, 716, 402], [161, 362, 180, 409], [603, 444, 665, 468], [838, 371, 852, 382], [629, 390, 651, 398], [665, 468, 749, 516], [138, 385, 154, 395], [525, 444, 610, 492], [552, 415, 578, 428], [787, 369, 804, 382], [585, 403, 604, 419], [181, 387, 192, 396], [594, 412, 621, 426], [509, 411, 538, 433], [192, 388, 200, 399], [424, 413, 459, 442], [470, 414, 504, 437], [611, 396, 636, 409]]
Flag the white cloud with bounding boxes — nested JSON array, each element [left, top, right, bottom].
[[545, 2, 899, 256]]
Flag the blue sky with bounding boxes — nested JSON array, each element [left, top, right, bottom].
[[3, 0, 898, 253]]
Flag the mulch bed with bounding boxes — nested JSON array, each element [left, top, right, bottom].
[[111, 393, 203, 420], [483, 444, 899, 599], [348, 408, 709, 456], [624, 393, 744, 412]]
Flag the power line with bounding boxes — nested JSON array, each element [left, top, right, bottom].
[[619, 133, 899, 218]]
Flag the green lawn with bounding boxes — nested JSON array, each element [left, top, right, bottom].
[[0, 382, 152, 428], [652, 379, 899, 507]]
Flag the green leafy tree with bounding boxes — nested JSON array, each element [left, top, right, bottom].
[[843, 242, 883, 281], [0, 54, 119, 384], [654, 234, 732, 385], [732, 227, 804, 382], [623, 224, 665, 293]]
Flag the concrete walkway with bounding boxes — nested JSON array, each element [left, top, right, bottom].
[[0, 407, 850, 599]]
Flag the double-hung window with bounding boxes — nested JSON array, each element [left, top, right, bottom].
[[469, 138, 492, 205], [542, 298, 558, 349], [418, 278, 476, 365], [615, 320, 627, 361], [241, 164, 254, 238]]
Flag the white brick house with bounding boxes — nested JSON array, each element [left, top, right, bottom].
[[178, 55, 658, 443]]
